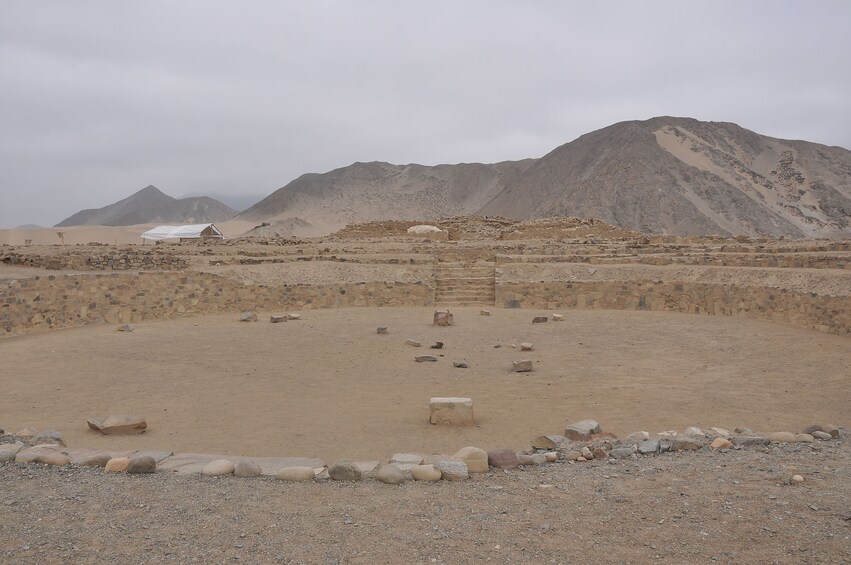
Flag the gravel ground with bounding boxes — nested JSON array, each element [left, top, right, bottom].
[[1, 439, 848, 564]]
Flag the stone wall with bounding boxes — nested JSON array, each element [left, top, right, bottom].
[[1, 249, 187, 271], [495, 281, 850, 336], [1, 271, 434, 338]]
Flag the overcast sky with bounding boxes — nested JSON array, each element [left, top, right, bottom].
[[1, 1, 850, 228]]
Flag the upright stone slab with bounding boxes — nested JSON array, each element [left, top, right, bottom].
[[429, 397, 474, 426]]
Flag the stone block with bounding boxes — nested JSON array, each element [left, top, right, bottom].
[[512, 359, 533, 372], [429, 397, 474, 426], [564, 419, 602, 441], [433, 310, 454, 326]]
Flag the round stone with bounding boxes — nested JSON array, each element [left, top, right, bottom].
[[791, 474, 804, 484], [202, 459, 236, 476], [104, 457, 130, 472], [35, 452, 70, 467], [411, 464, 442, 481], [127, 455, 156, 474], [376, 464, 407, 485], [275, 466, 316, 482], [452, 446, 489, 473], [328, 460, 363, 481], [234, 459, 263, 478], [77, 453, 112, 467]]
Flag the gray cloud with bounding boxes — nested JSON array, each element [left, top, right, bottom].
[[1, 0, 850, 227]]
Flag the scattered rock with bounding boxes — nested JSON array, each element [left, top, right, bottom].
[[433, 310, 454, 326], [376, 464, 407, 485], [202, 459, 236, 476], [376, 326, 389, 334], [77, 453, 112, 467], [415, 355, 438, 362], [532, 434, 565, 450], [411, 464, 442, 481], [453, 362, 468, 368], [609, 447, 635, 459], [234, 459, 263, 478], [767, 432, 797, 443], [684, 427, 705, 437], [87, 415, 147, 435], [276, 467, 316, 482], [270, 315, 288, 323], [551, 314, 564, 321], [564, 419, 602, 441], [436, 460, 468, 480], [532, 316, 548, 324], [480, 310, 491, 316], [710, 437, 733, 449], [116, 324, 135, 332], [104, 457, 130, 472], [637, 439, 661, 455], [790, 474, 804, 485], [670, 438, 703, 451], [511, 359, 533, 372], [452, 446, 488, 474], [127, 455, 156, 474], [429, 342, 444, 349], [488, 449, 519, 469], [328, 460, 363, 481], [405, 339, 421, 347], [520, 342, 533, 351], [623, 431, 650, 445], [429, 397, 474, 426], [239, 311, 257, 322]]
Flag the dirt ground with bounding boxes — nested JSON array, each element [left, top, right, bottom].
[[2, 307, 848, 462]]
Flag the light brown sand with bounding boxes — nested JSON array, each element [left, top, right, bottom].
[[2, 307, 848, 461]]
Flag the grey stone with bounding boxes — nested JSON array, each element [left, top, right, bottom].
[[564, 419, 602, 441], [436, 460, 468, 480], [670, 438, 703, 451], [76, 453, 112, 467], [520, 342, 533, 351], [127, 455, 156, 474], [512, 359, 533, 372], [239, 311, 257, 322], [116, 324, 135, 332], [480, 310, 491, 316], [623, 431, 650, 445], [404, 339, 421, 347], [234, 459, 263, 478], [731, 436, 770, 446], [376, 464, 407, 485], [637, 439, 661, 455], [35, 430, 62, 443], [390, 453, 424, 466], [328, 460, 362, 481], [270, 315, 288, 323], [812, 431, 832, 440], [87, 415, 147, 435], [429, 342, 444, 349], [415, 355, 437, 362], [609, 447, 635, 459], [0, 442, 25, 463], [532, 316, 548, 323], [433, 310, 454, 326], [376, 326, 388, 334], [531, 434, 565, 450], [453, 362, 468, 368], [202, 459, 236, 476]]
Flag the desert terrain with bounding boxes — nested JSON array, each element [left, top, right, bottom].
[[1, 217, 849, 563]]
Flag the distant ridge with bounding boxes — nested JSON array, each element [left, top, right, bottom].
[[56, 185, 237, 227], [239, 117, 851, 238]]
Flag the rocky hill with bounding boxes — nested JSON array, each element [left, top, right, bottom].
[[240, 117, 850, 238], [56, 186, 237, 227]]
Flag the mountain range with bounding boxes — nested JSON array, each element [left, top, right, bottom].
[[56, 118, 851, 237]]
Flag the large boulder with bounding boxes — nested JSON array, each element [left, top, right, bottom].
[[87, 415, 147, 435], [429, 397, 474, 426]]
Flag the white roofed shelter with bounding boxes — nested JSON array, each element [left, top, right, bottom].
[[141, 223, 223, 242]]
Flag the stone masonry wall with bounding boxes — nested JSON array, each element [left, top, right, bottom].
[[1, 249, 187, 271], [1, 271, 434, 338], [496, 281, 850, 336]]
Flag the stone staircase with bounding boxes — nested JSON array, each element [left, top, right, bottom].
[[434, 260, 496, 306]]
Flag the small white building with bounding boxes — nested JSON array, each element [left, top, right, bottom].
[[141, 223, 224, 243]]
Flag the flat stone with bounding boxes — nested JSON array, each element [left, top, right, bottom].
[[730, 436, 770, 446], [429, 397, 474, 426], [116, 324, 135, 332], [433, 310, 454, 326], [637, 439, 661, 455], [415, 355, 438, 362], [405, 339, 422, 347], [520, 343, 533, 351], [270, 315, 288, 323], [376, 326, 388, 334], [76, 452, 112, 467], [452, 446, 488, 474], [623, 431, 650, 445], [376, 464, 407, 485], [276, 466, 316, 482], [564, 419, 602, 441], [531, 434, 565, 450], [480, 310, 491, 316], [285, 313, 301, 321], [239, 311, 257, 322], [512, 359, 533, 372], [551, 314, 564, 321], [411, 464, 442, 481], [352, 461, 380, 476], [684, 427, 705, 437], [87, 415, 147, 435], [436, 460, 468, 480], [0, 442, 24, 463], [710, 427, 731, 437], [812, 431, 832, 440], [453, 362, 468, 368], [487, 449, 519, 469], [767, 431, 797, 443], [34, 430, 62, 444], [202, 459, 235, 476], [710, 437, 733, 449], [670, 438, 703, 451], [390, 453, 424, 466], [159, 453, 323, 476], [105, 457, 130, 472], [234, 459, 263, 478], [328, 460, 362, 481], [532, 316, 548, 323], [127, 455, 156, 474], [609, 447, 635, 459]]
